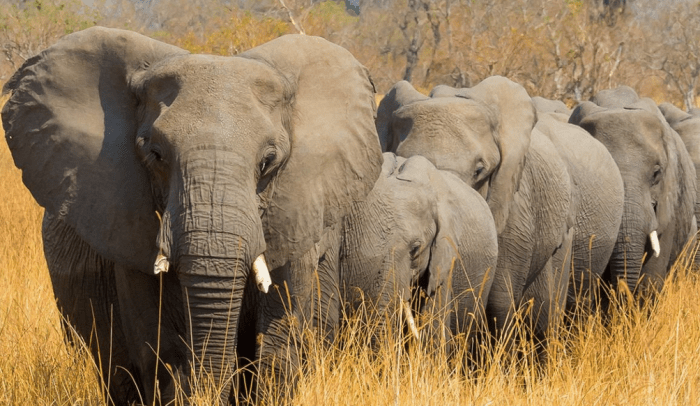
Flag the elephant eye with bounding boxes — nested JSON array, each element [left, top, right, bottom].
[[652, 166, 662, 185], [474, 162, 486, 179], [260, 151, 276, 175], [409, 241, 422, 259], [151, 148, 163, 162]]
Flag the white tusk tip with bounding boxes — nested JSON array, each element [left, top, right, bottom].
[[154, 254, 170, 274], [650, 230, 661, 258], [253, 254, 272, 293], [402, 300, 420, 342]]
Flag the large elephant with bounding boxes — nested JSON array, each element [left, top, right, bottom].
[[569, 87, 697, 295], [376, 77, 574, 341], [658, 102, 700, 261], [1, 27, 383, 404], [340, 152, 498, 344], [534, 107, 625, 310]]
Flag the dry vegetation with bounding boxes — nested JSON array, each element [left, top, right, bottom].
[[4, 0, 700, 405]]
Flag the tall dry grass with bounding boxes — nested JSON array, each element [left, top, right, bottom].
[[2, 116, 700, 405], [0, 107, 105, 404]]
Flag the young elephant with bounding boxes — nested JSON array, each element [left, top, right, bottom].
[[377, 77, 575, 341], [340, 153, 498, 342], [569, 88, 697, 295]]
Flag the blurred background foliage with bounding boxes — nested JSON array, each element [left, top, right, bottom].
[[2, 0, 700, 109]]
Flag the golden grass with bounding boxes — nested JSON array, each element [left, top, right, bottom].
[[0, 115, 106, 404], [2, 118, 700, 406]]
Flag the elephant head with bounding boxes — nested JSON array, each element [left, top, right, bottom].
[[569, 89, 696, 294], [376, 77, 535, 236], [531, 96, 572, 117], [2, 27, 382, 400], [340, 152, 497, 337], [658, 102, 700, 261]]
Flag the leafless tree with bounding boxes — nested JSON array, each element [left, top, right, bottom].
[[634, 0, 700, 110]]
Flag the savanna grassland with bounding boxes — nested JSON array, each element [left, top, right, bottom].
[[2, 106, 700, 405]]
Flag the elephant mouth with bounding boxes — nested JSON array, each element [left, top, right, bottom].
[[152, 249, 271, 292]]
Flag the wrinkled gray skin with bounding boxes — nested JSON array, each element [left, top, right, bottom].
[[1, 27, 382, 404], [377, 77, 574, 341], [534, 107, 624, 310], [570, 87, 697, 295], [340, 152, 498, 342], [658, 102, 700, 261]]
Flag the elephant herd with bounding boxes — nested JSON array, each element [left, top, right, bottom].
[[2, 28, 699, 405]]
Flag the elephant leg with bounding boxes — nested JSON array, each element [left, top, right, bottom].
[[524, 227, 574, 341], [485, 271, 520, 350], [42, 213, 139, 405], [311, 239, 341, 344], [255, 246, 318, 393], [256, 234, 341, 394], [113, 265, 188, 404], [486, 230, 532, 344]]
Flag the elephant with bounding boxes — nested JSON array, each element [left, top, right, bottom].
[[376, 77, 575, 342], [569, 87, 697, 296], [1, 27, 383, 404], [531, 96, 572, 117], [533, 106, 625, 310], [658, 102, 700, 263], [339, 152, 498, 345]]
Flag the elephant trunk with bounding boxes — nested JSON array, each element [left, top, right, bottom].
[[167, 150, 266, 403], [609, 191, 658, 294], [178, 257, 248, 402]]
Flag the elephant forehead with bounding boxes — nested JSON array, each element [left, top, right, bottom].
[[143, 54, 284, 111], [611, 111, 663, 145], [397, 98, 496, 134], [397, 101, 494, 149], [141, 55, 285, 144], [589, 111, 666, 163], [387, 180, 436, 236]]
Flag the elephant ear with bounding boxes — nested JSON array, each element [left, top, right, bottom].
[[659, 103, 700, 162], [451, 76, 535, 234], [1, 27, 187, 271], [240, 35, 383, 268], [428, 170, 498, 300], [376, 80, 429, 152], [591, 86, 640, 108]]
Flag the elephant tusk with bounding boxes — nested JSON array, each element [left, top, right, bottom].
[[402, 300, 421, 341], [154, 253, 170, 274], [650, 230, 660, 258], [153, 211, 170, 274], [253, 254, 272, 293]]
